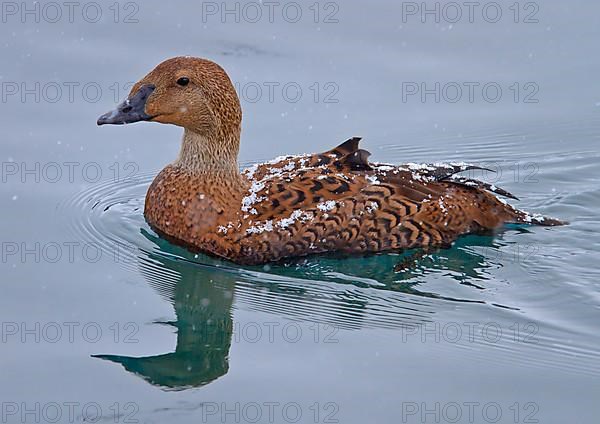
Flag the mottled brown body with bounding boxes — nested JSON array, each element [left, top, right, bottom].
[[97, 56, 565, 266], [145, 138, 560, 265]]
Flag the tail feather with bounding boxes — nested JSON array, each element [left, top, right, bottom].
[[509, 209, 568, 227]]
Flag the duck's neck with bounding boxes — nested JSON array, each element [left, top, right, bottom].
[[174, 128, 242, 179]]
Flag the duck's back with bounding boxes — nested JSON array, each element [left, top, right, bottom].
[[145, 138, 563, 265], [222, 138, 553, 265]]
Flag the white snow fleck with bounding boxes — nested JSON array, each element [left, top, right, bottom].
[[522, 213, 546, 224], [282, 161, 296, 172], [366, 175, 381, 185], [246, 220, 274, 234], [449, 161, 470, 167], [277, 217, 295, 229], [241, 181, 266, 213], [276, 210, 307, 229], [366, 201, 379, 213], [438, 197, 448, 213], [317, 200, 336, 212], [406, 163, 435, 171], [243, 163, 259, 179]]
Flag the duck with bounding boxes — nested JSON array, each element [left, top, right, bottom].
[[97, 56, 566, 266]]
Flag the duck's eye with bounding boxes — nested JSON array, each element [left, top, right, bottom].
[[177, 77, 190, 87]]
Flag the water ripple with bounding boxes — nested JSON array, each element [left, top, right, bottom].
[[57, 130, 600, 377]]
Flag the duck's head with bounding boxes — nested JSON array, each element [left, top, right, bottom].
[[97, 56, 241, 142]]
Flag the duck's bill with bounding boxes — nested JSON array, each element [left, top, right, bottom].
[[97, 84, 155, 126]]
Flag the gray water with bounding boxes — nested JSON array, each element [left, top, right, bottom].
[[2, 1, 600, 423]]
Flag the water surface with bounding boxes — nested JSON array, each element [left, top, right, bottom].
[[1, 1, 599, 423]]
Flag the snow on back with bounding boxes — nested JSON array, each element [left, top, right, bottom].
[[246, 220, 274, 234], [241, 180, 266, 214], [242, 163, 259, 179], [317, 200, 336, 212], [240, 154, 316, 215], [276, 210, 314, 229], [438, 197, 448, 213], [520, 212, 546, 224], [366, 201, 378, 214], [246, 209, 315, 234], [406, 163, 436, 171], [366, 174, 381, 185]]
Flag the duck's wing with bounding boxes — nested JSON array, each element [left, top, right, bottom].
[[240, 137, 516, 216], [402, 162, 519, 200], [232, 138, 530, 264]]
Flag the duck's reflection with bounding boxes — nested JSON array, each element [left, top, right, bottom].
[[94, 246, 236, 390], [262, 232, 521, 295], [93, 227, 524, 389]]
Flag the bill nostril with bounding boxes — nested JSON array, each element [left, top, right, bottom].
[[98, 84, 154, 125]]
